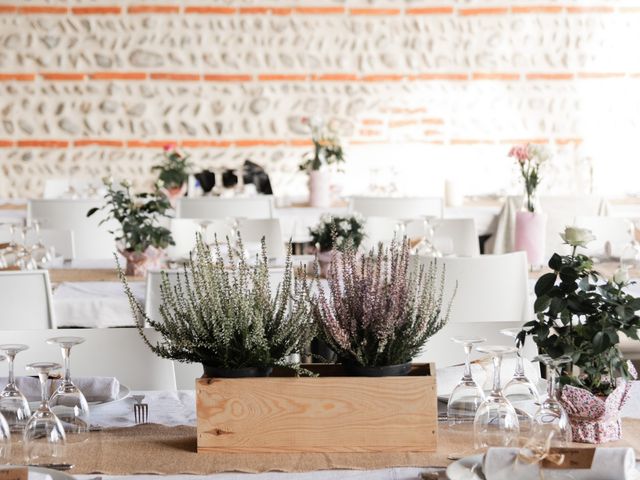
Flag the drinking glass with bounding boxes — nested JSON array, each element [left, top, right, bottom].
[[474, 345, 520, 449], [23, 362, 66, 464], [500, 329, 540, 429], [47, 337, 89, 440], [531, 354, 572, 446], [447, 337, 486, 427], [0, 344, 31, 433]]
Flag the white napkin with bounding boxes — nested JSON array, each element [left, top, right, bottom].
[[483, 447, 636, 480], [0, 376, 120, 402], [29, 472, 53, 480]]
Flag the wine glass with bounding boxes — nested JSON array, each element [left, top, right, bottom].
[[23, 362, 66, 464], [500, 328, 540, 430], [531, 354, 572, 446], [0, 344, 31, 433], [447, 337, 486, 427], [47, 337, 89, 440], [474, 345, 520, 449]]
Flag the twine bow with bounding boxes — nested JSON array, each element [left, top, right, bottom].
[[514, 432, 565, 480]]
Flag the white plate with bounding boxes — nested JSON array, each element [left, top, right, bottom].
[[1, 465, 75, 480], [29, 384, 130, 409], [446, 454, 484, 480], [446, 454, 640, 480]]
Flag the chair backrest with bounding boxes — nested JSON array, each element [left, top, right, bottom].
[[1, 328, 176, 390], [176, 196, 274, 219], [360, 216, 400, 250], [350, 196, 443, 219], [407, 218, 480, 257], [539, 195, 608, 255], [0, 271, 54, 329], [236, 219, 285, 260], [25, 228, 75, 261], [28, 199, 117, 260], [413, 252, 530, 324], [573, 216, 633, 257]]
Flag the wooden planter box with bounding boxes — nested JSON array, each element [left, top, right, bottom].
[[196, 363, 437, 453]]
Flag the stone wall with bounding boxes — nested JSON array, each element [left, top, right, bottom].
[[1, 1, 639, 198]]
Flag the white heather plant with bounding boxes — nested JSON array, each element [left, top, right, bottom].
[[307, 239, 456, 367], [120, 234, 314, 372]]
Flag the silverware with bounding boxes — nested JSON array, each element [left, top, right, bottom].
[[132, 394, 148, 424], [28, 463, 74, 471]]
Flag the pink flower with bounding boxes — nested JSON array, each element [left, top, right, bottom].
[[508, 144, 530, 164], [163, 144, 176, 152]]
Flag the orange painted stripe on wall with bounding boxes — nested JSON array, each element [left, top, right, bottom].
[[500, 138, 548, 145], [128, 5, 180, 14], [555, 138, 583, 145], [271, 8, 293, 15], [410, 73, 468, 81], [526, 73, 574, 80], [458, 7, 509, 16], [71, 6, 121, 15], [17, 140, 69, 148], [406, 7, 454, 15], [473, 72, 520, 80], [234, 139, 287, 147], [91, 72, 147, 80], [350, 8, 401, 15], [578, 72, 626, 79], [288, 139, 313, 147], [74, 139, 124, 147], [203, 74, 253, 82], [128, 140, 179, 148], [0, 140, 14, 148], [238, 7, 270, 14], [0, 73, 35, 81], [258, 74, 308, 81], [41, 73, 86, 81], [362, 74, 406, 82], [181, 140, 233, 148], [311, 73, 358, 81], [0, 6, 17, 13], [294, 7, 345, 14], [184, 6, 235, 14], [511, 6, 563, 14], [566, 6, 614, 14], [150, 73, 201, 81], [450, 139, 495, 145], [18, 6, 67, 14]]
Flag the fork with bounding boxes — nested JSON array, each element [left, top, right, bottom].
[[132, 395, 148, 424]]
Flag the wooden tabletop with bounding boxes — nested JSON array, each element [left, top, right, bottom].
[[48, 268, 143, 284]]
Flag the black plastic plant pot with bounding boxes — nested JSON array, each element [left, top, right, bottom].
[[342, 361, 412, 377], [202, 365, 273, 378]]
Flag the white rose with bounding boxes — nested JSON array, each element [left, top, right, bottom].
[[335, 237, 344, 246], [339, 220, 350, 231], [560, 226, 596, 248], [613, 267, 630, 285]]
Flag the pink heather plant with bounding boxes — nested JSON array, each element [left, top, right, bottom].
[[308, 238, 456, 367]]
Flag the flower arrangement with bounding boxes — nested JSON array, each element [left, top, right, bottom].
[[120, 234, 314, 375], [153, 144, 192, 191], [519, 226, 640, 395], [309, 214, 365, 252], [508, 143, 549, 213], [299, 118, 345, 172], [307, 239, 455, 371]]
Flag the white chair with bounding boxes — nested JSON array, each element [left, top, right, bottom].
[[28, 199, 117, 260], [236, 219, 285, 260], [24, 228, 75, 261], [573, 216, 633, 258], [350, 196, 443, 219], [412, 252, 530, 324], [0, 271, 54, 329], [176, 197, 274, 219], [360, 216, 400, 251], [407, 218, 480, 257], [0, 328, 176, 390]]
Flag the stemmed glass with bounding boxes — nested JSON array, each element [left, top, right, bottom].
[[47, 337, 89, 440], [531, 354, 572, 446], [447, 337, 486, 427], [474, 345, 520, 449], [23, 362, 66, 464], [621, 220, 640, 269], [0, 344, 31, 433], [500, 328, 540, 431]]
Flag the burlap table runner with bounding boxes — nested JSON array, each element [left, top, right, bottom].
[[10, 419, 640, 475]]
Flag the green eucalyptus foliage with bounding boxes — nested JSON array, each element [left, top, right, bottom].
[[87, 180, 174, 253], [152, 147, 191, 189], [309, 214, 365, 252], [518, 251, 640, 395], [120, 234, 315, 370]]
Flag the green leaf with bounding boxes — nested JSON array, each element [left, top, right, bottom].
[[535, 273, 557, 297], [548, 253, 562, 271], [86, 207, 99, 217], [534, 295, 551, 313]]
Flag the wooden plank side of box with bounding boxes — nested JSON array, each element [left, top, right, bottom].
[[196, 363, 437, 453]]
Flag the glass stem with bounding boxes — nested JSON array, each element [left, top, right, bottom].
[[547, 367, 557, 400], [62, 347, 71, 384], [7, 354, 14, 386], [491, 354, 503, 395], [463, 344, 473, 380], [38, 371, 49, 407], [515, 350, 525, 378]]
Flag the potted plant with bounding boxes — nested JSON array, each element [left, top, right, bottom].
[[299, 118, 345, 208], [509, 143, 549, 267], [308, 213, 365, 277], [307, 238, 456, 376], [153, 144, 192, 204], [120, 234, 314, 377], [518, 226, 640, 443], [87, 179, 174, 276]]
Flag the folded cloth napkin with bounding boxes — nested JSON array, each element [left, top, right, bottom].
[[0, 376, 120, 403], [483, 447, 636, 480]]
